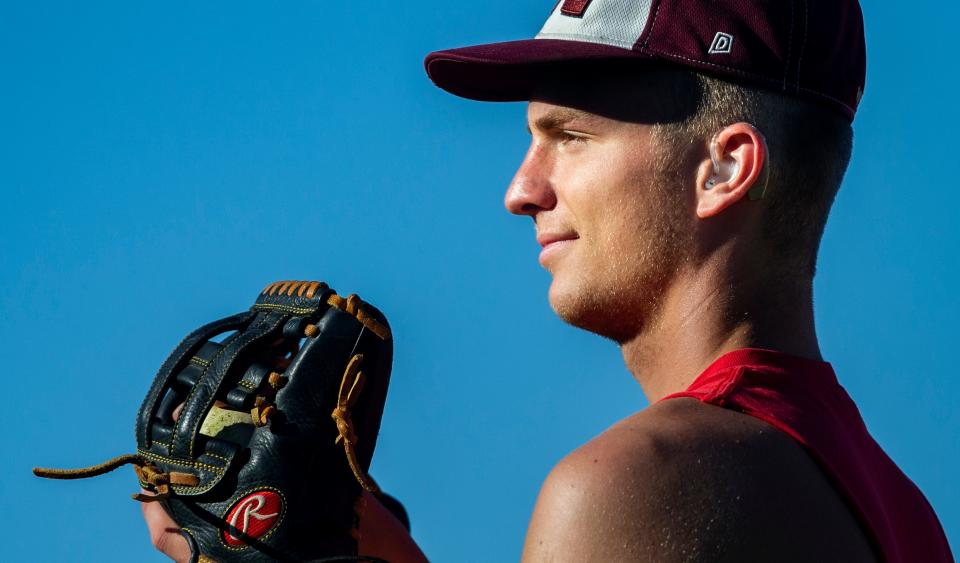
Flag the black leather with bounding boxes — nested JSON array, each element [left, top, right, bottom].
[[136, 282, 393, 562]]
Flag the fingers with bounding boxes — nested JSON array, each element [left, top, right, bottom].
[[172, 402, 184, 422], [140, 492, 191, 563]]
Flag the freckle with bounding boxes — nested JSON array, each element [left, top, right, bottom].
[[593, 458, 598, 463]]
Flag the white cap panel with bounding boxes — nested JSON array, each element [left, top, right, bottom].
[[535, 0, 654, 49]]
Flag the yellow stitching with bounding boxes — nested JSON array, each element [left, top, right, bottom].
[[151, 442, 233, 467], [171, 482, 215, 494], [186, 324, 276, 457], [251, 303, 314, 315], [169, 340, 229, 456], [200, 452, 231, 463], [137, 450, 226, 474], [137, 312, 251, 447]]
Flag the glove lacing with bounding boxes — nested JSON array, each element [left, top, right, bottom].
[[331, 353, 380, 494], [32, 454, 199, 502], [34, 291, 389, 501]]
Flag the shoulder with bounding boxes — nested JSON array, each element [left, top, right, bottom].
[[521, 398, 877, 562]]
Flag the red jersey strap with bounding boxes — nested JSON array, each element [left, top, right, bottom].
[[660, 348, 953, 563]]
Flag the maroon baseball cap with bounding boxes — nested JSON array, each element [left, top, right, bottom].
[[425, 0, 866, 120]]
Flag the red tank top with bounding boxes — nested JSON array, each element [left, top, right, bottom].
[[660, 348, 953, 563]]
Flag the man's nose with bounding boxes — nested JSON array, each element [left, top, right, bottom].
[[504, 142, 557, 217]]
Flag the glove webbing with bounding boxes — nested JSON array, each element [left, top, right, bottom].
[[32, 354, 382, 499], [34, 330, 384, 499]]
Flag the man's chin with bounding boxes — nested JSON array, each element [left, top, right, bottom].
[[548, 280, 632, 343]]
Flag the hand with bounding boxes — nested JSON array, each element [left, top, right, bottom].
[[140, 405, 428, 562], [141, 489, 427, 562], [357, 491, 430, 563], [140, 404, 427, 563], [141, 402, 191, 562], [141, 492, 191, 562]]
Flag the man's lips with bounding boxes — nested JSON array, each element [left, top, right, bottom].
[[537, 233, 579, 247], [537, 233, 578, 266]]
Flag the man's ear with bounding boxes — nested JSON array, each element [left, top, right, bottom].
[[695, 123, 768, 219]]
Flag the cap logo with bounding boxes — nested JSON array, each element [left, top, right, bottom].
[[222, 490, 284, 547], [708, 32, 734, 55], [560, 0, 593, 17]]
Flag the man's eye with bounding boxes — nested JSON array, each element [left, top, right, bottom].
[[559, 131, 589, 145]]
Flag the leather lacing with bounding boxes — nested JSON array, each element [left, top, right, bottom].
[[325, 293, 391, 341], [262, 280, 324, 299], [331, 354, 380, 494], [249, 371, 288, 427], [133, 463, 201, 502], [34, 291, 388, 502], [32, 454, 199, 503]]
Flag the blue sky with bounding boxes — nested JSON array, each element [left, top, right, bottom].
[[2, 1, 956, 561]]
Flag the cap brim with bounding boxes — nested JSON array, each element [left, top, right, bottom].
[[425, 39, 651, 102]]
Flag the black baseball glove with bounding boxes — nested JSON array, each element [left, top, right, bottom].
[[35, 280, 394, 562]]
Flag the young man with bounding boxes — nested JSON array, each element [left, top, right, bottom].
[[146, 1, 953, 561], [423, 0, 952, 561]]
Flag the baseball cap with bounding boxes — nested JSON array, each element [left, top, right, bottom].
[[425, 0, 866, 121]]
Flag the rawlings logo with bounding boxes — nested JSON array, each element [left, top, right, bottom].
[[222, 490, 283, 546]]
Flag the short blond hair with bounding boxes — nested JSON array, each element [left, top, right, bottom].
[[655, 72, 854, 277]]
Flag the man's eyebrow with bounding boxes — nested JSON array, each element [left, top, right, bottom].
[[528, 108, 591, 133]]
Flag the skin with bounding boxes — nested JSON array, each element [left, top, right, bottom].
[[522, 399, 879, 562], [142, 407, 428, 563], [146, 71, 877, 561], [141, 490, 425, 562], [509, 78, 878, 561]]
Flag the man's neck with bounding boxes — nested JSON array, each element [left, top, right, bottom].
[[620, 259, 822, 402]]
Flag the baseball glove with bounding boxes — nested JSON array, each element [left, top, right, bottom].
[[35, 280, 394, 563]]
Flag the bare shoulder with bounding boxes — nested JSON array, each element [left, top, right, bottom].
[[521, 398, 878, 563]]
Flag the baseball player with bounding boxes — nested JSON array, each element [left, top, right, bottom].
[[145, 0, 954, 561]]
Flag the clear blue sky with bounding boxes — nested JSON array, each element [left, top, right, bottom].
[[2, 1, 956, 561]]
